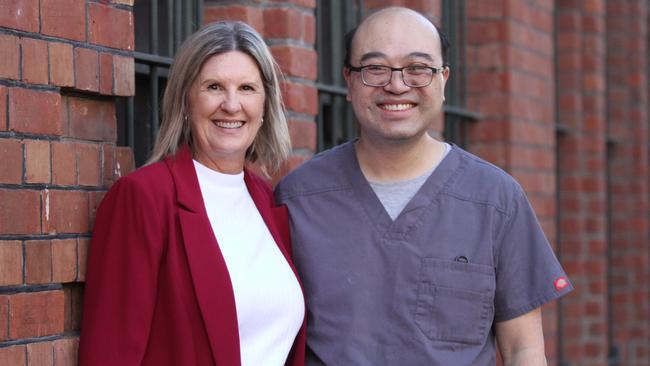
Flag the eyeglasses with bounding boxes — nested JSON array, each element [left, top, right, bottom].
[[347, 64, 446, 88]]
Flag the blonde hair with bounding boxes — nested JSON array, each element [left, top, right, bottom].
[[148, 21, 290, 174]]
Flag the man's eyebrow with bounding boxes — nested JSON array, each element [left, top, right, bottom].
[[358, 51, 435, 63], [407, 52, 434, 61], [359, 52, 387, 63]]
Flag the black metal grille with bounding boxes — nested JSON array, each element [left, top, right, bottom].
[[315, 0, 364, 151], [117, 0, 203, 166], [442, 0, 480, 148]]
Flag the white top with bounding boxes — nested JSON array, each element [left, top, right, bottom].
[[193, 160, 304, 366]]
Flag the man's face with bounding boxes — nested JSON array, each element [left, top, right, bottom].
[[344, 11, 449, 145]]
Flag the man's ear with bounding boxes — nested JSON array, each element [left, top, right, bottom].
[[343, 67, 352, 102]]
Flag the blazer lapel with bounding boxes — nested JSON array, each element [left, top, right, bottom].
[[166, 147, 240, 365]]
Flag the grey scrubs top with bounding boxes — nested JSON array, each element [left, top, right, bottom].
[[275, 141, 573, 366]]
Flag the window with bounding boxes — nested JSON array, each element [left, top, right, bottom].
[[117, 0, 203, 166], [315, 0, 364, 151], [441, 0, 480, 148]]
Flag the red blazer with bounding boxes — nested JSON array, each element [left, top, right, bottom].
[[79, 146, 306, 366]]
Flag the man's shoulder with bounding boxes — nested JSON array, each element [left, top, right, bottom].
[[276, 142, 354, 199], [444, 146, 524, 213]]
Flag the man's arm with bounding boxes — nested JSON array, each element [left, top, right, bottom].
[[495, 307, 547, 366]]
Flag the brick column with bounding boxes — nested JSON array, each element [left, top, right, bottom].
[[465, 0, 560, 364], [0, 0, 135, 364], [204, 1, 318, 183], [556, 1, 609, 364], [606, 1, 650, 365]]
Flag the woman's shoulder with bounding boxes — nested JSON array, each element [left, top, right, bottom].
[[107, 160, 176, 203]]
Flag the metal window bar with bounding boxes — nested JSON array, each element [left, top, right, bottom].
[[117, 0, 203, 166], [441, 0, 480, 148], [315, 0, 364, 152]]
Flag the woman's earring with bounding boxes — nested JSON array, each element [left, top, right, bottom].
[[184, 115, 188, 123], [261, 117, 264, 124]]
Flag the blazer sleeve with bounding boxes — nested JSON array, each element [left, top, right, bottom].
[[79, 176, 166, 365]]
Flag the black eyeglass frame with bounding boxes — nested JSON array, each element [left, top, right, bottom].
[[346, 64, 448, 87]]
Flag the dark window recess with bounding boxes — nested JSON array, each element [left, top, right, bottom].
[[315, 0, 364, 151], [117, 0, 202, 166], [442, 0, 480, 149]]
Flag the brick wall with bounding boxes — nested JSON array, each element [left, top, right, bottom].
[[606, 1, 650, 365], [556, 1, 610, 364], [465, 1, 562, 363], [0, 1, 135, 364]]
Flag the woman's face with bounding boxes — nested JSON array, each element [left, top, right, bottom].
[[187, 50, 265, 173]]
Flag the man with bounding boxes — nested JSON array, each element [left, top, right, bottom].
[[276, 7, 572, 365]]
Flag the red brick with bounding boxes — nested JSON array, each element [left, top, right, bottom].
[[68, 97, 117, 141], [41, 0, 86, 42], [21, 38, 49, 85], [270, 45, 318, 80], [288, 119, 317, 151], [113, 55, 135, 96], [0, 138, 23, 184], [264, 7, 303, 39], [9, 88, 63, 136], [76, 143, 101, 186], [25, 240, 52, 284], [24, 139, 51, 184], [102, 144, 115, 186], [42, 190, 89, 234], [74, 48, 99, 92], [0, 189, 41, 235], [88, 3, 134, 50], [52, 239, 77, 283], [27, 341, 53, 366], [9, 291, 65, 339], [49, 42, 75, 88], [0, 241, 22, 286], [51, 141, 77, 186], [303, 13, 316, 44], [0, 34, 21, 80], [203, 5, 264, 32], [0, 0, 39, 32], [54, 338, 79, 366], [115, 147, 135, 178], [0, 86, 6, 131], [282, 81, 318, 115], [0, 345, 26, 365], [88, 191, 105, 232], [0, 295, 8, 341], [63, 285, 83, 332], [99, 53, 114, 95], [77, 238, 89, 282]]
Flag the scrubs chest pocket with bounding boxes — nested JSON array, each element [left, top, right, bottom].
[[415, 257, 495, 345]]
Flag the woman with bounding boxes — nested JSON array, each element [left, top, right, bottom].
[[79, 21, 305, 366]]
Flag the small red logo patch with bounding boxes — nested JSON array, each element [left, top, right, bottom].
[[554, 277, 569, 292]]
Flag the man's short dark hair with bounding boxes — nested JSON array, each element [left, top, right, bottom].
[[343, 23, 450, 69]]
